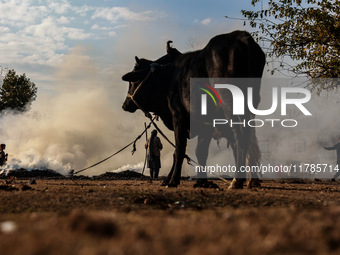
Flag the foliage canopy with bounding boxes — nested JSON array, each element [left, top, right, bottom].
[[0, 69, 38, 112], [241, 0, 339, 90]]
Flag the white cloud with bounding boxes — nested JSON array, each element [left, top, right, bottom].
[[200, 18, 212, 26], [25, 17, 65, 42], [91, 24, 112, 31], [91, 24, 99, 30], [0, 0, 48, 27], [113, 24, 129, 30], [91, 7, 153, 23], [64, 27, 92, 40], [0, 1, 162, 71], [0, 16, 91, 67], [108, 31, 116, 37], [48, 0, 72, 15], [25, 16, 92, 44], [57, 16, 72, 24], [0, 29, 65, 67], [73, 5, 93, 17], [0, 26, 10, 33]]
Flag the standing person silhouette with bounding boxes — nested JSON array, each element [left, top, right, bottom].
[[146, 130, 163, 181], [0, 144, 8, 167], [324, 138, 340, 180]]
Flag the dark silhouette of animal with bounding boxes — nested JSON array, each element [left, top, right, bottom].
[[122, 30, 265, 189]]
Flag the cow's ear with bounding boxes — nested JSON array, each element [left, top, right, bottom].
[[122, 70, 148, 82], [135, 56, 140, 64]]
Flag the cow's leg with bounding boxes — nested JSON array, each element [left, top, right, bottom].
[[165, 84, 189, 187], [167, 123, 187, 187], [246, 129, 261, 189], [166, 102, 188, 187], [161, 154, 175, 186], [194, 135, 212, 185], [228, 125, 248, 189], [229, 146, 247, 189]]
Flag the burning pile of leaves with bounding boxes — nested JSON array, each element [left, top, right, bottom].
[[93, 170, 146, 180], [1, 168, 64, 179], [0, 168, 150, 181]]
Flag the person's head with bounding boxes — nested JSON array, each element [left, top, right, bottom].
[[0, 144, 5, 150], [151, 130, 157, 136]]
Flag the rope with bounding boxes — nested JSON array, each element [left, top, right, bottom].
[[185, 156, 229, 183], [74, 119, 154, 175], [148, 117, 175, 148], [141, 122, 148, 176], [146, 113, 227, 182], [73, 111, 227, 183], [144, 111, 228, 183], [77, 62, 225, 181]]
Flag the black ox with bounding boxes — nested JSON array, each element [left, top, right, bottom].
[[122, 30, 266, 189]]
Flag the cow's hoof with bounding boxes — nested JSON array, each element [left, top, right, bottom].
[[228, 179, 244, 189], [247, 178, 261, 189], [160, 181, 169, 186], [166, 183, 178, 188]]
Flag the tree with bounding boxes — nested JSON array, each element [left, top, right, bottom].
[[0, 69, 38, 112], [240, 0, 340, 91]]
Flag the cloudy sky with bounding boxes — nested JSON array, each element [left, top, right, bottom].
[[0, 0, 258, 92], [0, 0, 264, 174], [0, 0, 338, 176]]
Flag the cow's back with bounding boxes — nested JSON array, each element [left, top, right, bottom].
[[172, 31, 265, 117], [203, 31, 265, 78]]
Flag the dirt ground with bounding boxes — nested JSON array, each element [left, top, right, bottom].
[[1, 177, 340, 255]]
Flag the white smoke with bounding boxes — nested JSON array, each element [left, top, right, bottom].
[[0, 44, 184, 177], [112, 162, 144, 174], [0, 45, 142, 175], [2, 25, 263, 178]]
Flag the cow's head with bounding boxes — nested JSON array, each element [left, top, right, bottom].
[[122, 40, 180, 114], [122, 56, 155, 113]]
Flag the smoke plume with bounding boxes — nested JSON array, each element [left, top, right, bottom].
[[0, 45, 180, 176]]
